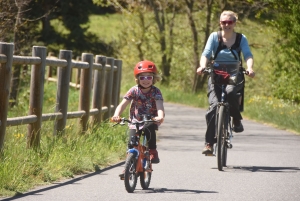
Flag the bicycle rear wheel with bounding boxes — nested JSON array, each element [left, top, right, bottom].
[[124, 153, 138, 193], [217, 105, 227, 171]]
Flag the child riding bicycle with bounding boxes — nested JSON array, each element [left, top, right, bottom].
[[111, 60, 165, 165]]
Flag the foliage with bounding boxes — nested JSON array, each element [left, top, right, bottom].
[[266, 0, 300, 103], [26, 0, 116, 58]]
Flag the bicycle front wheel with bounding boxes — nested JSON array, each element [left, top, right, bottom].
[[140, 160, 152, 189], [124, 153, 138, 193], [217, 105, 227, 171]]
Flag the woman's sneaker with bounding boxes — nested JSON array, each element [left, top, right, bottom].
[[233, 120, 244, 133], [202, 144, 214, 154]]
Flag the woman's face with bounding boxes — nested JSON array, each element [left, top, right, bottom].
[[137, 72, 154, 88], [220, 15, 236, 32]]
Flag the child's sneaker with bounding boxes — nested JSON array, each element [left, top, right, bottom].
[[119, 170, 125, 180], [149, 149, 160, 164]]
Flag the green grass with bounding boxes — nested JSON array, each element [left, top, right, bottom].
[[1, 119, 128, 197], [243, 96, 300, 134], [87, 14, 123, 43]]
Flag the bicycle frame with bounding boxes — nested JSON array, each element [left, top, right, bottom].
[[128, 123, 152, 173]]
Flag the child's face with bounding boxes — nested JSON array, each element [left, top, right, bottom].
[[137, 72, 154, 88]]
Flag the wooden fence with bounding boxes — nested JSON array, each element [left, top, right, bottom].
[[0, 42, 122, 150]]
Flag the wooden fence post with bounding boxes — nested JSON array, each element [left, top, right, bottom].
[[112, 59, 122, 114], [27, 46, 47, 148], [92, 55, 106, 124], [0, 42, 14, 151], [79, 53, 93, 132], [103, 58, 115, 120], [47, 52, 56, 79], [75, 56, 81, 87], [54, 50, 72, 135]]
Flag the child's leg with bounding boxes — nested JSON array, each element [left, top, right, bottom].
[[143, 124, 157, 149], [127, 129, 140, 149], [144, 124, 159, 163]]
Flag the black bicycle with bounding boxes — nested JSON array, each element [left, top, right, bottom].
[[204, 61, 248, 171]]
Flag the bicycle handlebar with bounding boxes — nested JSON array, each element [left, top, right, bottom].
[[110, 117, 159, 127], [202, 67, 249, 75]]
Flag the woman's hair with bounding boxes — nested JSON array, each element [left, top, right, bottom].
[[220, 10, 238, 22], [135, 73, 162, 85]]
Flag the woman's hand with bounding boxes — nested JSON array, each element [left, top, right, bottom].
[[197, 67, 206, 75], [247, 68, 255, 78]]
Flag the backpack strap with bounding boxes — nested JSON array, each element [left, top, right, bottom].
[[230, 33, 242, 61], [213, 31, 224, 60], [213, 31, 242, 61]]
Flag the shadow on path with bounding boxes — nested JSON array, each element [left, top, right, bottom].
[[1, 161, 125, 201], [223, 166, 300, 173], [134, 188, 217, 194]]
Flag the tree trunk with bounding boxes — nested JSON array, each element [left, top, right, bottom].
[[185, 0, 201, 93], [10, 1, 23, 107], [193, 0, 214, 92]]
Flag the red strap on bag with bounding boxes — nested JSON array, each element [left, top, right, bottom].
[[213, 69, 230, 84]]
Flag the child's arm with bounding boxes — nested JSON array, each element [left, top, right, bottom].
[[154, 99, 165, 123], [111, 99, 131, 122]]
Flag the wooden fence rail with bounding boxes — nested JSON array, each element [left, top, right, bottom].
[[0, 42, 122, 150]]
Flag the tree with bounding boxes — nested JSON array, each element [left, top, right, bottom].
[[147, 0, 177, 84], [0, 0, 34, 107], [94, 0, 178, 84]]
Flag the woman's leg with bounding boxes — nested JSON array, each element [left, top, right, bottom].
[[205, 77, 220, 145]]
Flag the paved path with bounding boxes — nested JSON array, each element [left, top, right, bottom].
[[2, 103, 300, 201]]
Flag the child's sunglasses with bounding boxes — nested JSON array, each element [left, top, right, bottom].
[[139, 76, 153, 81], [220, 20, 234, 25]]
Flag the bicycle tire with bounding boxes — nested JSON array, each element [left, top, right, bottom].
[[124, 153, 138, 193], [222, 116, 230, 167], [217, 105, 226, 171], [139, 161, 152, 189], [222, 132, 228, 167]]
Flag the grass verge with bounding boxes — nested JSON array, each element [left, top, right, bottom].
[[0, 119, 128, 197]]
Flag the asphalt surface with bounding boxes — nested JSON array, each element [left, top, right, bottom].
[[2, 102, 300, 201]]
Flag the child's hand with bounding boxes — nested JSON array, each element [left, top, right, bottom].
[[111, 116, 121, 122], [154, 117, 164, 124]]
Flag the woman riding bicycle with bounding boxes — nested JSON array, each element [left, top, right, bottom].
[[196, 10, 255, 154]]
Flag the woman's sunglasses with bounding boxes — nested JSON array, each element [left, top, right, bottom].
[[220, 20, 234, 25], [139, 76, 153, 81]]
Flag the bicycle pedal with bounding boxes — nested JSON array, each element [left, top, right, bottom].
[[205, 153, 215, 156]]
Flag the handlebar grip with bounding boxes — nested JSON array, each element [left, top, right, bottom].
[[243, 71, 249, 75]]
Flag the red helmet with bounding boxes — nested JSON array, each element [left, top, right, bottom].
[[134, 60, 158, 77]]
